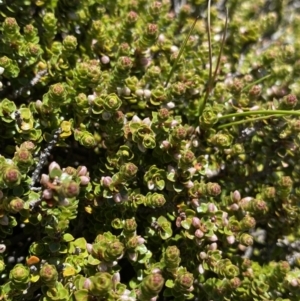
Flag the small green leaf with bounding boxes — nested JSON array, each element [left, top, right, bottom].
[[62, 233, 74, 242], [181, 220, 191, 230], [74, 289, 89, 301], [165, 279, 175, 288], [87, 255, 100, 265], [49, 167, 62, 179], [74, 237, 87, 249], [160, 229, 172, 240]]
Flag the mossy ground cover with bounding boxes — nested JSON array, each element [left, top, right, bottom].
[[0, 0, 299, 300]]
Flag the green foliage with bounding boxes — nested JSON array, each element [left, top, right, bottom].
[[0, 0, 300, 300]]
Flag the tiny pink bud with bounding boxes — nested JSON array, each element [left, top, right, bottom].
[[83, 278, 92, 290], [173, 153, 181, 160], [42, 189, 53, 200], [184, 180, 194, 188], [192, 139, 199, 147], [49, 161, 61, 173], [58, 198, 69, 206], [199, 252, 207, 260], [167, 165, 176, 173], [121, 87, 131, 96], [98, 262, 108, 272], [229, 203, 239, 211], [112, 272, 120, 284], [35, 100, 43, 109], [135, 89, 144, 98], [158, 34, 165, 43], [143, 89, 151, 99], [170, 120, 178, 127], [80, 175, 90, 185], [195, 229, 204, 238], [40, 174, 49, 185], [208, 234, 218, 242], [232, 190, 241, 202], [151, 268, 162, 274], [209, 242, 218, 250], [142, 117, 151, 126], [86, 243, 93, 254], [239, 197, 253, 208], [198, 264, 205, 274], [207, 203, 217, 213], [170, 45, 179, 53], [128, 252, 138, 262], [192, 217, 201, 228], [137, 237, 145, 244], [250, 105, 260, 111], [113, 193, 122, 203], [187, 167, 196, 176], [101, 55, 110, 64], [226, 235, 235, 244], [222, 218, 229, 226], [160, 140, 170, 149], [77, 166, 88, 176], [101, 176, 112, 187], [132, 115, 141, 122], [238, 244, 247, 251], [290, 278, 299, 287], [222, 212, 228, 220], [0, 244, 6, 253], [191, 198, 200, 208]]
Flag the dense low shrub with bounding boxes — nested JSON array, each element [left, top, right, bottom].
[[0, 0, 299, 300]]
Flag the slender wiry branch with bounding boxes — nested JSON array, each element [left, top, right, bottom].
[[164, 16, 199, 88], [202, 1, 229, 113], [213, 6, 228, 81], [206, 0, 213, 98]]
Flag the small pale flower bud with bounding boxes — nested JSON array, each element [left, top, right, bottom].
[[232, 190, 241, 202], [77, 166, 88, 176], [132, 115, 141, 122], [192, 217, 201, 228], [160, 140, 170, 149], [207, 203, 217, 213], [128, 252, 138, 262], [43, 189, 53, 200], [170, 45, 179, 53], [83, 278, 92, 289], [144, 89, 151, 99], [0, 244, 6, 253], [208, 234, 218, 242], [135, 89, 144, 98], [86, 243, 93, 254], [209, 242, 218, 250], [101, 55, 110, 64], [48, 161, 61, 173], [199, 252, 207, 260], [184, 180, 194, 188], [113, 193, 122, 203], [40, 174, 50, 185], [198, 264, 205, 274], [195, 229, 204, 238], [80, 175, 90, 185], [229, 203, 239, 211], [226, 235, 235, 244], [101, 176, 112, 187]]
